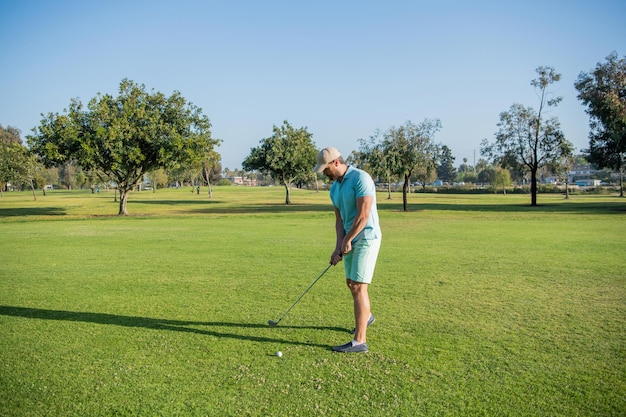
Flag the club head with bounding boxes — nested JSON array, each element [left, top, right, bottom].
[[268, 319, 279, 326]]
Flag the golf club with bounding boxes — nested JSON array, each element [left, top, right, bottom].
[[268, 262, 334, 327]]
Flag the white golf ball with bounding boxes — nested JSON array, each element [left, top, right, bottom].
[[276, 351, 283, 358]]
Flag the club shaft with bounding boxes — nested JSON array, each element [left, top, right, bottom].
[[274, 263, 332, 323]]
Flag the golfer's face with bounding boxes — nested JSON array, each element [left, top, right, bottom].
[[323, 160, 337, 180]]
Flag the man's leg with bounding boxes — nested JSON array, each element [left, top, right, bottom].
[[333, 239, 379, 353], [348, 280, 370, 344]]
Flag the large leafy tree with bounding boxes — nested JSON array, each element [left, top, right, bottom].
[[0, 139, 25, 194], [481, 67, 573, 206], [0, 125, 40, 199], [384, 119, 441, 211], [0, 124, 22, 193], [242, 120, 316, 205], [575, 52, 626, 197], [356, 130, 397, 199], [27, 79, 219, 215]]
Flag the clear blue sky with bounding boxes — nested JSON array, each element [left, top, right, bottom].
[[1, 0, 624, 170]]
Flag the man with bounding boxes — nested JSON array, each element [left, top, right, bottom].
[[314, 147, 382, 353]]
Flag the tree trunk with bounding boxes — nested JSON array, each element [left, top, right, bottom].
[[619, 158, 624, 197], [30, 180, 37, 201], [118, 188, 130, 216], [402, 174, 409, 212], [203, 166, 213, 198], [284, 183, 291, 205], [565, 180, 570, 200], [530, 166, 538, 206]]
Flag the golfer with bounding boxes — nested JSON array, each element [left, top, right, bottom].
[[314, 147, 382, 353]]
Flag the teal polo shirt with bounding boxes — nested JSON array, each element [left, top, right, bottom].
[[330, 166, 382, 242]]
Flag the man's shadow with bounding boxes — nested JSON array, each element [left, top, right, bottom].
[[0, 305, 348, 349]]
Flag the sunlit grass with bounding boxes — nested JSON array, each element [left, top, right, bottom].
[[1, 188, 624, 416]]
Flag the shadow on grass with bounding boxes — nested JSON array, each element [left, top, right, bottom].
[[0, 207, 67, 217], [2, 198, 623, 218], [90, 198, 626, 215], [0, 305, 347, 349], [134, 199, 334, 214], [387, 201, 626, 215]]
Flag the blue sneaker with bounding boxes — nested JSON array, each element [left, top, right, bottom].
[[351, 314, 375, 334], [332, 341, 369, 353]]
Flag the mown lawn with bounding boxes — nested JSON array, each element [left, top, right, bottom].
[[1, 187, 624, 416]]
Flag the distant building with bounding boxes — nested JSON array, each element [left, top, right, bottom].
[[230, 176, 258, 186], [575, 179, 601, 187], [570, 163, 594, 178]]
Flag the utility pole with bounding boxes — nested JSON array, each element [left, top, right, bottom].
[[473, 149, 476, 173]]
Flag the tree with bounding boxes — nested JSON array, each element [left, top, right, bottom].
[[242, 120, 317, 204], [0, 125, 23, 193], [146, 168, 168, 192], [494, 168, 512, 194], [436, 145, 456, 182], [27, 79, 219, 215], [475, 158, 489, 175], [0, 125, 40, 199], [201, 149, 222, 198], [40, 166, 59, 190], [57, 162, 79, 190], [0, 140, 22, 193], [0, 144, 38, 199], [0, 124, 22, 145], [548, 143, 575, 199], [481, 67, 573, 206], [356, 130, 398, 199], [575, 52, 626, 197], [459, 157, 470, 174], [477, 166, 496, 185], [413, 164, 437, 192], [383, 119, 441, 211]]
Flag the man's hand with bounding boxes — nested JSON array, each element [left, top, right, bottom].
[[341, 238, 352, 257], [330, 251, 343, 266]]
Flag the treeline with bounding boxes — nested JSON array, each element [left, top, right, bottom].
[[1, 53, 624, 213]]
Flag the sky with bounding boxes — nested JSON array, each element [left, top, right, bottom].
[[1, 0, 625, 170]]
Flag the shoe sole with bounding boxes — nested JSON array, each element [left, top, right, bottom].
[[332, 347, 368, 353]]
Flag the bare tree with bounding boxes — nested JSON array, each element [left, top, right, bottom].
[[482, 67, 573, 206]]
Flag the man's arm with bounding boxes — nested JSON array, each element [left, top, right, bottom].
[[341, 195, 373, 255], [331, 206, 346, 265]]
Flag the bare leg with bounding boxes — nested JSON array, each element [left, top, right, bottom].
[[347, 280, 370, 343]]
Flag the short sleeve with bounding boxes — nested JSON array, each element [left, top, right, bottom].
[[355, 171, 375, 198]]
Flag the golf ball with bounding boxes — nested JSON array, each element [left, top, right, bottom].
[[276, 351, 283, 358]]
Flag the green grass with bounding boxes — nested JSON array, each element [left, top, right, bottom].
[[1, 187, 625, 416]]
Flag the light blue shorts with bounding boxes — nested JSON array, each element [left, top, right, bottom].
[[344, 238, 381, 284]]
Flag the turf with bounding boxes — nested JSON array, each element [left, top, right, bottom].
[[0, 187, 624, 416]]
